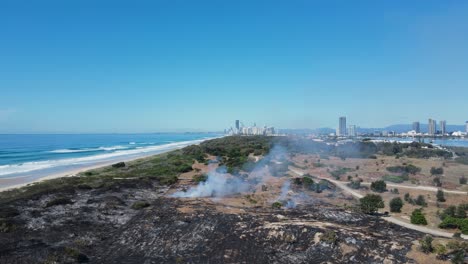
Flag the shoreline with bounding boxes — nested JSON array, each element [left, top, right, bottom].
[[0, 137, 216, 193]]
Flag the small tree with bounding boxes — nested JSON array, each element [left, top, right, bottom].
[[451, 250, 466, 264], [411, 209, 428, 225], [415, 195, 427, 207], [436, 189, 446, 202], [404, 193, 411, 202], [390, 197, 403, 213], [433, 243, 446, 257], [370, 180, 387, 193], [360, 194, 384, 214], [430, 167, 444, 176], [460, 176, 467, 185], [419, 235, 433, 253], [433, 177, 442, 187], [456, 205, 467, 218]]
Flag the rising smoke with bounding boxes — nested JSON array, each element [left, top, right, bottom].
[[171, 145, 288, 198], [171, 167, 250, 198]]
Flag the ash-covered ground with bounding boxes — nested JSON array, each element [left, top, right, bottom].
[[0, 178, 423, 264]]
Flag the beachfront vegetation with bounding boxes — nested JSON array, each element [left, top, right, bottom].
[[0, 136, 276, 204], [0, 148, 198, 204]]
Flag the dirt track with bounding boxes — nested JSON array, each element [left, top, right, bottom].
[[289, 168, 468, 240]]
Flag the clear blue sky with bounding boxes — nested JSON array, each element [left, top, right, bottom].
[[1, 0, 467, 133]]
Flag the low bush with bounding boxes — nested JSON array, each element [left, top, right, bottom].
[[131, 201, 150, 210], [111, 162, 126, 168], [193, 174, 208, 183], [411, 209, 428, 225], [46, 197, 73, 208], [382, 175, 405, 183], [272, 202, 282, 209]]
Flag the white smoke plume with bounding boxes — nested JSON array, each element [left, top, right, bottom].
[[275, 179, 316, 209], [171, 167, 250, 198], [171, 145, 288, 198]]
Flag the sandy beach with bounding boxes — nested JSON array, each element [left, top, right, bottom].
[[0, 138, 214, 193]]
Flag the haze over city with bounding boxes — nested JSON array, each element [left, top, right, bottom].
[[1, 1, 468, 133]]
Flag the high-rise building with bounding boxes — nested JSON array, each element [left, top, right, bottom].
[[338, 117, 347, 136], [235, 120, 240, 130], [439, 120, 446, 135], [348, 125, 357, 137], [428, 119, 437, 135], [412, 122, 420, 133]]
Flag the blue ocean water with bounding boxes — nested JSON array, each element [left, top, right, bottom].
[[0, 133, 220, 180]]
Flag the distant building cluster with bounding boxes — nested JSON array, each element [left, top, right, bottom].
[[336, 116, 468, 138], [225, 120, 276, 136], [407, 118, 458, 137], [336, 116, 358, 137]]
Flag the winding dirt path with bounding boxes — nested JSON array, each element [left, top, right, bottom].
[[289, 168, 468, 240]]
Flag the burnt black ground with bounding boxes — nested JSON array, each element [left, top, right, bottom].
[[0, 181, 423, 264]]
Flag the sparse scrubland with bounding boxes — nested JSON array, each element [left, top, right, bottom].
[[0, 136, 467, 263]]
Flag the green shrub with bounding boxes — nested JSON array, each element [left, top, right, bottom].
[[459, 176, 467, 185], [320, 230, 338, 245], [415, 195, 427, 207], [382, 175, 405, 183], [359, 194, 384, 214], [430, 167, 444, 175], [386, 164, 421, 175], [193, 174, 208, 183], [111, 162, 126, 168], [436, 189, 446, 202], [272, 202, 282, 209], [131, 201, 150, 210], [390, 197, 403, 213], [0, 220, 16, 233], [176, 164, 193, 173], [45, 197, 73, 208], [411, 209, 428, 225], [348, 180, 361, 189], [302, 176, 314, 187], [419, 235, 433, 253], [370, 180, 387, 193]]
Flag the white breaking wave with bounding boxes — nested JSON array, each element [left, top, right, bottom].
[[49, 149, 99, 153], [49, 145, 129, 153], [0, 138, 210, 177]]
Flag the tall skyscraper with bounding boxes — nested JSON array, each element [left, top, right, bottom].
[[412, 122, 420, 133], [439, 120, 446, 135], [235, 120, 240, 130], [348, 125, 357, 137], [338, 117, 347, 136], [428, 119, 437, 135]]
